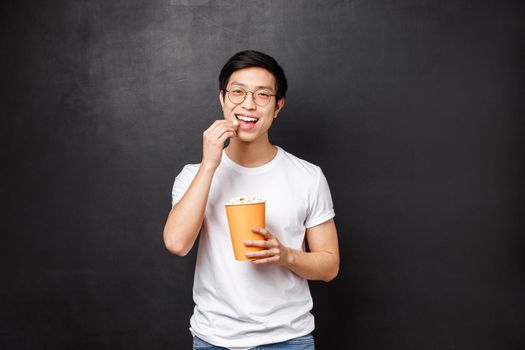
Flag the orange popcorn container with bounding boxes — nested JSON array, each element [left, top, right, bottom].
[[225, 201, 266, 261]]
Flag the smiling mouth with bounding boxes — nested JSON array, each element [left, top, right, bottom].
[[235, 114, 259, 123]]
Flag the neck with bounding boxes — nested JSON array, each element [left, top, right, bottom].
[[225, 136, 277, 168]]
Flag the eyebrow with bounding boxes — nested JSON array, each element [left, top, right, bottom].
[[228, 81, 274, 91]]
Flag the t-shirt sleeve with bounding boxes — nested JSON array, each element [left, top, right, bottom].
[[304, 167, 336, 228], [171, 164, 198, 206]]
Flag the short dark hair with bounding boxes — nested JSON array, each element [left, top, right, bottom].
[[219, 50, 288, 102]]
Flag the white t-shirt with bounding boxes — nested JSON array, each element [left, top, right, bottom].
[[171, 146, 335, 349]]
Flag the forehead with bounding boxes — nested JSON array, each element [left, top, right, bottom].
[[227, 67, 276, 90]]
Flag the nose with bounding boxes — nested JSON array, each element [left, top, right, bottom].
[[241, 91, 256, 109]]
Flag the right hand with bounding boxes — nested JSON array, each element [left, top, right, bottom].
[[201, 120, 238, 169]]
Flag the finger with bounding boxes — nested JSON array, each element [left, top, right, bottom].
[[246, 248, 279, 259], [209, 124, 237, 141], [208, 124, 229, 139], [204, 120, 234, 139], [217, 131, 235, 144], [243, 240, 276, 248], [203, 120, 227, 136], [205, 128, 235, 147], [252, 256, 280, 264], [217, 119, 238, 130], [251, 227, 272, 239]]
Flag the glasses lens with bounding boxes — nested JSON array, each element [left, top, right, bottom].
[[228, 88, 245, 104], [254, 91, 272, 106]]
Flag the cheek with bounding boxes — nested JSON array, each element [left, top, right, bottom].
[[265, 110, 276, 121], [261, 114, 275, 128], [226, 102, 239, 111]]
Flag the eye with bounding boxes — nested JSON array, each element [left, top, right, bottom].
[[256, 91, 271, 100], [230, 88, 245, 96]]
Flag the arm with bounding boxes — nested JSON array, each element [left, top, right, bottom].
[[162, 163, 216, 256], [163, 120, 237, 256], [245, 219, 340, 282]]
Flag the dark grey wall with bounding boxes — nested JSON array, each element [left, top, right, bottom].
[[2, 0, 524, 349]]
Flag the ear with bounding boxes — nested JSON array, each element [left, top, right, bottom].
[[273, 98, 285, 118], [219, 90, 225, 110]]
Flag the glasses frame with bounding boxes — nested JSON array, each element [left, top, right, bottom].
[[225, 87, 276, 107]]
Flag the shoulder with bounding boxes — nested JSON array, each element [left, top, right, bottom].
[[182, 163, 200, 173], [278, 147, 322, 179], [176, 163, 199, 181]]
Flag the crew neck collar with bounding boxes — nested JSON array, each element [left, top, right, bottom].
[[221, 146, 283, 174]]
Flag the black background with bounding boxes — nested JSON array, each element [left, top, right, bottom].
[[2, 1, 524, 349]]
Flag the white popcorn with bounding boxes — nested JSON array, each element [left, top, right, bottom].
[[226, 195, 265, 205]]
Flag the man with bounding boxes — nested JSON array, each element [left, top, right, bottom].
[[163, 50, 339, 350]]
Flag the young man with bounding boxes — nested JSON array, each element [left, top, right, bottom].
[[163, 50, 339, 350]]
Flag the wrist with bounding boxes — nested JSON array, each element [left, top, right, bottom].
[[200, 161, 218, 173], [283, 247, 296, 267]]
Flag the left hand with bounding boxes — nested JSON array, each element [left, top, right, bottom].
[[244, 227, 290, 265]]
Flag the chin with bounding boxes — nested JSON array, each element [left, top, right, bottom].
[[235, 132, 258, 143], [236, 136, 255, 143]]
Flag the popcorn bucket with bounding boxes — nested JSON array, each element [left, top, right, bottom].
[[225, 200, 265, 261]]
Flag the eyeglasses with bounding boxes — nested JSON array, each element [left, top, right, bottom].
[[225, 87, 276, 107]]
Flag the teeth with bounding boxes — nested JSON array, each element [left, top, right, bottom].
[[236, 115, 258, 122]]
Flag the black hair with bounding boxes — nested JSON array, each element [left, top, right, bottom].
[[219, 50, 288, 102]]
